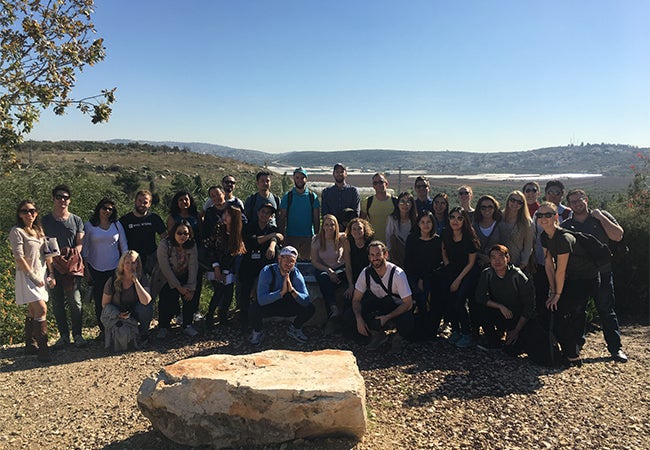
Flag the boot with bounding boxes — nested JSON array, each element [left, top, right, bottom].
[[24, 317, 38, 355], [33, 320, 51, 363]]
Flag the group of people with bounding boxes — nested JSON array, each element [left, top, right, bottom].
[[9, 165, 628, 367]]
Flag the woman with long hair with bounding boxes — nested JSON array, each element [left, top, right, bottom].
[[204, 204, 246, 329], [101, 250, 152, 350], [311, 214, 346, 318], [499, 190, 534, 270], [385, 192, 417, 267], [441, 206, 480, 348], [153, 220, 199, 338], [472, 195, 502, 269], [537, 202, 598, 367], [343, 217, 375, 299], [432, 192, 450, 235], [82, 197, 128, 335], [404, 211, 443, 316], [457, 185, 475, 216], [9, 200, 55, 362]]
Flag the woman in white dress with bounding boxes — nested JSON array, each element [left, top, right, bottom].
[[8, 200, 55, 362]]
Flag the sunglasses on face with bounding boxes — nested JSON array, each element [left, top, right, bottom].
[[223, 180, 236, 185], [176, 231, 190, 236], [55, 194, 70, 201], [20, 208, 37, 215], [508, 197, 524, 205], [546, 189, 562, 196], [399, 200, 412, 205], [101, 206, 114, 212], [372, 180, 386, 186], [480, 205, 494, 210], [536, 212, 555, 219], [524, 187, 538, 193], [458, 191, 470, 196], [449, 214, 464, 221]]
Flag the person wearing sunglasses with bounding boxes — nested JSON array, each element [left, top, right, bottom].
[[522, 181, 541, 217], [360, 173, 397, 244], [42, 184, 86, 349], [472, 195, 503, 270], [9, 200, 56, 362], [499, 191, 533, 271], [152, 220, 199, 339], [562, 189, 627, 363], [441, 207, 480, 348], [544, 180, 572, 222], [83, 197, 128, 337], [537, 202, 598, 367], [457, 185, 475, 217], [413, 176, 433, 215]]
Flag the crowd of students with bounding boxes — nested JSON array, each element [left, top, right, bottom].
[[9, 165, 628, 366]]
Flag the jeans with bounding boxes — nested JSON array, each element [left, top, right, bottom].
[[249, 294, 315, 332], [131, 301, 154, 338], [592, 271, 622, 353], [89, 265, 116, 332], [316, 270, 347, 311], [49, 277, 83, 339], [207, 280, 235, 322], [443, 266, 479, 335]]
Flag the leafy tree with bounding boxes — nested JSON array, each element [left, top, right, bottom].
[[0, 0, 115, 171]]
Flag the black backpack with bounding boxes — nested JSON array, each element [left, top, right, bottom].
[[366, 195, 399, 217], [559, 227, 612, 268]]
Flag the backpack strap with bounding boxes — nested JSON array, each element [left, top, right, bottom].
[[367, 265, 397, 296]]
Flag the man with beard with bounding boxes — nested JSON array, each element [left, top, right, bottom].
[[563, 189, 628, 363], [119, 190, 167, 275], [203, 175, 246, 220], [350, 241, 414, 352], [321, 163, 360, 225], [278, 167, 320, 260]]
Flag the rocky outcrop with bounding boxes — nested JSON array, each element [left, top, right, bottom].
[[137, 349, 366, 448]]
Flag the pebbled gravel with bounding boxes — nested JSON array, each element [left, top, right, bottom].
[[1, 322, 648, 450]]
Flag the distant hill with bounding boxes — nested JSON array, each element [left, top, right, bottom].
[[108, 140, 648, 177]]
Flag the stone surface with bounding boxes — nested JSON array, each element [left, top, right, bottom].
[[137, 349, 367, 448]]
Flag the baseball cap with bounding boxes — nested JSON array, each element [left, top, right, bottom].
[[333, 163, 346, 171], [259, 202, 276, 213], [294, 167, 308, 177], [280, 246, 298, 258]]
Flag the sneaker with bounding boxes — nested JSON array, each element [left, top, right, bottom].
[[367, 330, 389, 351], [53, 336, 70, 349], [448, 331, 462, 344], [73, 335, 88, 348], [389, 334, 407, 354], [287, 324, 308, 343], [156, 328, 168, 340], [249, 329, 265, 345], [183, 325, 199, 337], [193, 312, 204, 323], [456, 334, 476, 348], [173, 314, 183, 326], [477, 337, 503, 352], [329, 305, 341, 319], [612, 349, 628, 363]]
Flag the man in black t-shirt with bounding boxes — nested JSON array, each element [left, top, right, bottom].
[[119, 190, 167, 274]]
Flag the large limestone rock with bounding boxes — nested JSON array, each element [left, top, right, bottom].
[[137, 349, 367, 448]]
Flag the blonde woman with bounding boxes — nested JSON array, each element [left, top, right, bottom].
[[9, 200, 55, 362], [311, 214, 346, 318], [499, 190, 533, 270], [101, 250, 152, 350]]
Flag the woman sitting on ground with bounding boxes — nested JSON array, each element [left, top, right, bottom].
[[385, 192, 417, 268], [311, 214, 346, 319], [101, 250, 152, 351]]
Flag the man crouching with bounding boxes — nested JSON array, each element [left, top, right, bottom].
[[351, 241, 414, 352]]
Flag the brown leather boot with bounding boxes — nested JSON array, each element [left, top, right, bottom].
[[33, 320, 51, 363], [24, 317, 38, 355]]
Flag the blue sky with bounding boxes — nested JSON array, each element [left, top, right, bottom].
[[28, 0, 650, 153]]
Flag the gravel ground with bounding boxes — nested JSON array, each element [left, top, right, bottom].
[[1, 321, 648, 450]]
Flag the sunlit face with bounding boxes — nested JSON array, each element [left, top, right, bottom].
[[175, 225, 191, 244], [567, 193, 588, 215], [257, 175, 271, 191], [418, 215, 433, 236], [372, 175, 387, 194], [448, 211, 464, 229], [54, 190, 71, 209], [350, 222, 364, 240], [209, 188, 226, 207], [333, 167, 346, 184], [414, 181, 429, 199], [323, 218, 337, 237], [368, 245, 388, 269], [489, 250, 509, 271], [545, 187, 563, 205], [135, 194, 151, 215], [433, 198, 447, 216], [279, 254, 297, 273], [479, 201, 495, 219], [257, 207, 274, 225], [293, 173, 307, 190], [222, 177, 236, 193], [123, 255, 138, 273], [535, 207, 557, 227], [19, 203, 38, 226], [523, 184, 539, 204], [398, 197, 412, 214], [177, 195, 191, 210], [100, 203, 115, 218], [507, 195, 524, 211], [458, 188, 472, 203]]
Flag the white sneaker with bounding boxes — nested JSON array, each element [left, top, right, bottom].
[[249, 330, 265, 345], [287, 324, 308, 343], [193, 312, 204, 322], [183, 325, 199, 337]]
